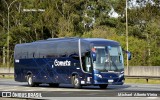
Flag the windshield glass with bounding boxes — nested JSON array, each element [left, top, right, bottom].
[[93, 46, 124, 72]]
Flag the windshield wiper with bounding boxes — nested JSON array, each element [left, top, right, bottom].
[[111, 60, 119, 71]]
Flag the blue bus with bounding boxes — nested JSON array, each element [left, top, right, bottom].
[[14, 37, 131, 89]]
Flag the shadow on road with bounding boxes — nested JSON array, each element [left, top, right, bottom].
[[20, 83, 131, 90]]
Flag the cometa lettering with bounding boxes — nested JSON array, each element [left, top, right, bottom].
[[54, 59, 71, 66]]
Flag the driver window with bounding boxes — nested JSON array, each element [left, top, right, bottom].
[[96, 49, 107, 64]]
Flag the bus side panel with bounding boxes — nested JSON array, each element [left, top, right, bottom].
[[14, 60, 26, 82], [51, 57, 81, 84], [14, 57, 82, 84], [14, 58, 55, 83]]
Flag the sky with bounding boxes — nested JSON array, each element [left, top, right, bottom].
[[109, 0, 155, 18]]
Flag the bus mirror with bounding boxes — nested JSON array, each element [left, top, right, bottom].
[[92, 52, 96, 61], [91, 48, 96, 61], [127, 52, 131, 60], [123, 49, 131, 60], [107, 46, 111, 50]]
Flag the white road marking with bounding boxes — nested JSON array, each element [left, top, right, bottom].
[[40, 88, 46, 90], [25, 90, 35, 91], [24, 87, 30, 88], [147, 97, 159, 99], [0, 87, 16, 90], [2, 89, 14, 91], [5, 88, 17, 91]]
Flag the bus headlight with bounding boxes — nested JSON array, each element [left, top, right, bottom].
[[95, 74, 102, 78]]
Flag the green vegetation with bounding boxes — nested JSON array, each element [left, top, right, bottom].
[[0, 75, 14, 79], [0, 0, 160, 66]]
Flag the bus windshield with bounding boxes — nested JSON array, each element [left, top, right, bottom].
[[93, 46, 124, 72]]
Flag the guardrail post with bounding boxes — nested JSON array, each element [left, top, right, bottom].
[[146, 79, 148, 83]]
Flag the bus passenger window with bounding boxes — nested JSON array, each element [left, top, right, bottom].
[[33, 52, 35, 58]]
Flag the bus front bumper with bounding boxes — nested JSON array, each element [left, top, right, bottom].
[[93, 77, 124, 85]]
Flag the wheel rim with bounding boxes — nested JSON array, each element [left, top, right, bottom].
[[74, 78, 79, 86], [28, 77, 32, 85]]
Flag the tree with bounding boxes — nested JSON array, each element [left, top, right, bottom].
[[0, 0, 160, 66]]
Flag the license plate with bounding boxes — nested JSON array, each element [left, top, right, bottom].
[[108, 79, 114, 83]]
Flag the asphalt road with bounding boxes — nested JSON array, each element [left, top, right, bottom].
[[0, 78, 160, 100]]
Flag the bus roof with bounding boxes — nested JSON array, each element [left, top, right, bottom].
[[14, 37, 120, 59], [15, 37, 120, 47], [34, 37, 120, 45]]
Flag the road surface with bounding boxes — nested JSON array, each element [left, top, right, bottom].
[[0, 78, 159, 100]]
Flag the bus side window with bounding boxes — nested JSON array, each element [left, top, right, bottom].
[[82, 52, 92, 73], [33, 52, 35, 58]]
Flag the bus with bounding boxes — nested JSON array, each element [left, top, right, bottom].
[[14, 37, 131, 89]]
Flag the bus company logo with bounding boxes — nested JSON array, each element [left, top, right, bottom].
[[54, 59, 71, 66]]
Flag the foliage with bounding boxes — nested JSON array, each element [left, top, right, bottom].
[[0, 0, 160, 66]]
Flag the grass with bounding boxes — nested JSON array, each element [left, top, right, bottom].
[[125, 78, 160, 84], [0, 75, 14, 79]]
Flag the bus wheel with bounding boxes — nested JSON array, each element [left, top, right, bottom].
[[27, 75, 35, 87], [73, 75, 81, 89], [49, 83, 59, 87], [99, 84, 108, 89]]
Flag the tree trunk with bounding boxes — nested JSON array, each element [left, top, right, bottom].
[[35, 28, 38, 40], [3, 47, 6, 65]]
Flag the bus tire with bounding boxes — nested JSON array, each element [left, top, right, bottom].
[[27, 75, 35, 87], [35, 83, 40, 86], [49, 83, 59, 87], [99, 84, 108, 89], [73, 75, 81, 89]]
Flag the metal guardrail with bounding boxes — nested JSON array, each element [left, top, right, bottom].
[[0, 73, 14, 78], [125, 75, 160, 79], [125, 75, 160, 83]]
